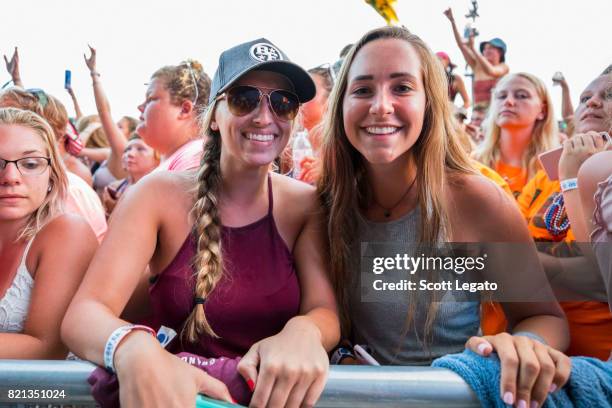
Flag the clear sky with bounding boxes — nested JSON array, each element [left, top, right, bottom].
[[2, 0, 610, 121]]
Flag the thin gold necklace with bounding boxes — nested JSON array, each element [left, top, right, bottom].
[[372, 176, 417, 218]]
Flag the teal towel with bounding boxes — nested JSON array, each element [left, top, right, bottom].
[[432, 350, 612, 407]]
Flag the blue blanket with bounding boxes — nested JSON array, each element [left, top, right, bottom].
[[432, 350, 612, 407]]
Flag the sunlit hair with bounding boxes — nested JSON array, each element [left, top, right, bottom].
[[151, 59, 211, 113], [0, 108, 67, 240], [317, 26, 475, 337], [474, 72, 558, 179], [0, 88, 68, 142], [121, 116, 139, 133], [76, 114, 108, 149]]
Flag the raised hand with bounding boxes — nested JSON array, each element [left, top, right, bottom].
[[443, 8, 455, 22], [3, 47, 22, 85], [84, 45, 97, 73]]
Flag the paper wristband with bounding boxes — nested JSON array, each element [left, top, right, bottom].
[[560, 178, 578, 193], [104, 324, 156, 373]]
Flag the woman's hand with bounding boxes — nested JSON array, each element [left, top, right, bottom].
[[298, 156, 320, 185], [466, 333, 571, 407], [238, 318, 329, 408], [443, 7, 455, 22], [558, 131, 609, 180], [3, 46, 22, 85], [115, 333, 234, 407], [84, 45, 97, 73]]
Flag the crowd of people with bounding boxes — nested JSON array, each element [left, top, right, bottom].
[[1, 8, 611, 408]]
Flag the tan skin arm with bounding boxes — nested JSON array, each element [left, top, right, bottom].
[[66, 86, 83, 119], [467, 37, 509, 78], [78, 146, 111, 164], [0, 215, 97, 359], [443, 8, 477, 69], [579, 150, 612, 237], [453, 74, 471, 109], [85, 46, 128, 180], [449, 174, 570, 408]]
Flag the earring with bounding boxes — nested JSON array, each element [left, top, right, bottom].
[[47, 185, 52, 193]]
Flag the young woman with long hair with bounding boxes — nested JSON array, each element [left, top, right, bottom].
[[318, 26, 570, 408], [474, 72, 558, 197], [0, 107, 97, 358], [62, 39, 339, 407]]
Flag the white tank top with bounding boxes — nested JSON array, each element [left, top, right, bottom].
[[0, 240, 34, 333]]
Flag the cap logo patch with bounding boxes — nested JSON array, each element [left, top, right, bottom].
[[249, 43, 283, 62]]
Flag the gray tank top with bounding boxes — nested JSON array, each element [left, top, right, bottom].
[[348, 208, 480, 365]]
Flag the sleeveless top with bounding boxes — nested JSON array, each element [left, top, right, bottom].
[[473, 78, 499, 105], [348, 208, 480, 365], [149, 174, 301, 358], [592, 175, 612, 311], [0, 240, 35, 333]]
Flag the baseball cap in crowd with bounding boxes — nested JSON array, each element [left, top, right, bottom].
[[479, 38, 507, 62], [209, 38, 316, 105], [435, 51, 456, 69]]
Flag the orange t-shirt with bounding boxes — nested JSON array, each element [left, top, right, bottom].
[[473, 161, 514, 198], [494, 161, 528, 197], [483, 169, 612, 359]]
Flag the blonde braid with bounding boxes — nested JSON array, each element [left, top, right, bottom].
[[183, 135, 223, 341]]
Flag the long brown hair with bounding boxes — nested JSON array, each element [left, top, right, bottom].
[[318, 26, 475, 336]]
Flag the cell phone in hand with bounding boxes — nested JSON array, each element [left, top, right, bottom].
[[538, 146, 563, 181], [64, 70, 72, 89]]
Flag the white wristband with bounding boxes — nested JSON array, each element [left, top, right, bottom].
[[104, 324, 155, 373], [560, 178, 578, 193]]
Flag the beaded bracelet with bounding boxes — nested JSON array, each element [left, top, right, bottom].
[[104, 324, 156, 373], [560, 178, 578, 193]]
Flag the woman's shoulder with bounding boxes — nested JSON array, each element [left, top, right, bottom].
[[447, 172, 528, 241], [28, 213, 97, 261], [129, 170, 195, 202], [271, 172, 317, 206]]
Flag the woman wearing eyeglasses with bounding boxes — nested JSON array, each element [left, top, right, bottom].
[[136, 59, 211, 172], [62, 38, 339, 407], [0, 107, 97, 359]]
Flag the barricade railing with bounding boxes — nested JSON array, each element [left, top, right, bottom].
[[0, 360, 480, 407]]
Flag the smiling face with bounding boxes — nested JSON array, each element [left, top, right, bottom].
[[0, 124, 51, 224], [492, 75, 545, 131], [211, 70, 295, 168], [574, 75, 612, 133], [136, 78, 183, 154], [342, 38, 425, 165]]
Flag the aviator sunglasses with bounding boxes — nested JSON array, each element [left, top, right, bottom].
[[218, 85, 300, 121]]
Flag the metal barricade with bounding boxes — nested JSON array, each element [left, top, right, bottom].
[[0, 360, 480, 407]]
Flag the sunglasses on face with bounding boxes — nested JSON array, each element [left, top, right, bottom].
[[219, 85, 300, 121]]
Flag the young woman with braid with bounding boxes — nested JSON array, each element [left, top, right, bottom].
[[62, 38, 339, 407]]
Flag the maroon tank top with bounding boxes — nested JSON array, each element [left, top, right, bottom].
[[148, 174, 301, 358]]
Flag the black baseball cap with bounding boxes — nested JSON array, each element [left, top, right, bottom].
[[209, 38, 316, 105]]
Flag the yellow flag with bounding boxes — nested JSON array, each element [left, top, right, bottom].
[[365, 0, 399, 25]]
